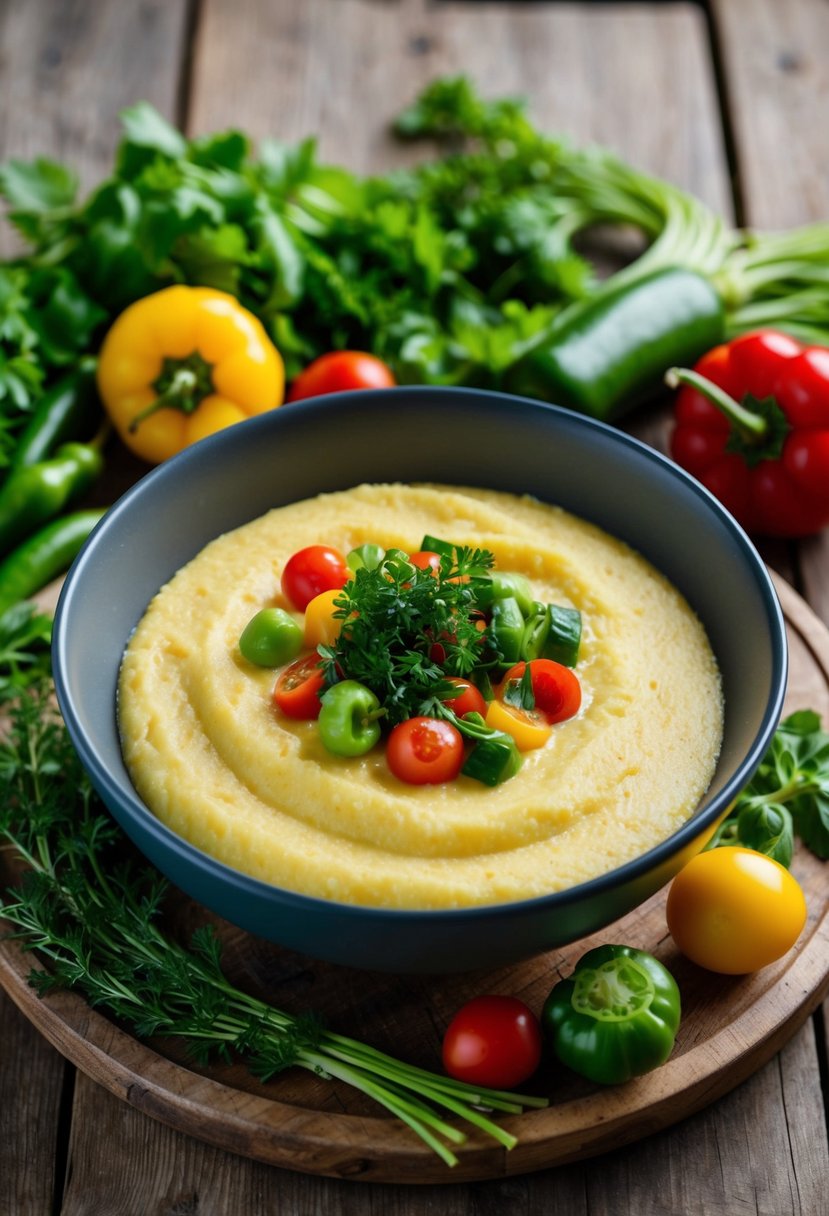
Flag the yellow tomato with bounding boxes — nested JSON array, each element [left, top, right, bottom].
[[303, 588, 343, 648], [485, 698, 552, 751], [665, 846, 807, 974]]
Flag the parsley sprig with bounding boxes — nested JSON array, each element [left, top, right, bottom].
[[319, 546, 494, 726], [0, 611, 547, 1166]]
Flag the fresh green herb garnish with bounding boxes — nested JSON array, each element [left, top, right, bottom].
[[0, 601, 52, 696], [708, 710, 829, 864], [319, 545, 494, 726], [0, 674, 548, 1167]]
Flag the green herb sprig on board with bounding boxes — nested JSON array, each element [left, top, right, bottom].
[[707, 711, 829, 865], [0, 617, 546, 1167]]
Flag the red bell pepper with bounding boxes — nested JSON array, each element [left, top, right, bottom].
[[667, 330, 829, 537]]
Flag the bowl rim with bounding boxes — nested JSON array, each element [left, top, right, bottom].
[[53, 385, 789, 924]]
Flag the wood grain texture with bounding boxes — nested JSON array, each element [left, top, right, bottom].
[[711, 0, 829, 229], [190, 0, 731, 213], [0, 994, 66, 1215]]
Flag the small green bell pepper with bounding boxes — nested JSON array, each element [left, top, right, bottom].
[[239, 608, 303, 668], [318, 679, 383, 757], [542, 944, 681, 1085]]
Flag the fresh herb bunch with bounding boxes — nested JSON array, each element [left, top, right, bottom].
[[0, 634, 546, 1167], [1, 77, 827, 442], [319, 546, 494, 726], [0, 601, 52, 697], [708, 710, 829, 865]]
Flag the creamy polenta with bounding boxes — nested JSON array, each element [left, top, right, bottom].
[[118, 484, 723, 909]]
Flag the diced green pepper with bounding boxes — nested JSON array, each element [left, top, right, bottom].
[[520, 600, 551, 661], [542, 944, 681, 1085], [543, 604, 582, 667], [475, 570, 534, 616], [489, 595, 525, 663], [462, 733, 523, 786]]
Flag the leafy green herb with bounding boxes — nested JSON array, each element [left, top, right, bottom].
[[1, 75, 826, 424], [0, 674, 547, 1166], [503, 666, 536, 712], [0, 600, 52, 697], [708, 710, 829, 863], [319, 545, 494, 726]]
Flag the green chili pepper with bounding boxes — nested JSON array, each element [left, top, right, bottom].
[[318, 679, 383, 757], [10, 361, 101, 471], [239, 608, 302, 667], [347, 543, 385, 573], [506, 267, 724, 419], [0, 442, 105, 557], [0, 509, 106, 614], [542, 944, 681, 1085], [489, 595, 525, 663], [475, 571, 534, 616], [543, 604, 582, 667]]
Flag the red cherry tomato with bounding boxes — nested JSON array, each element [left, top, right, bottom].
[[273, 654, 326, 719], [409, 550, 442, 574], [287, 351, 396, 402], [281, 545, 349, 612], [441, 676, 487, 719], [442, 995, 543, 1089], [386, 716, 464, 785], [498, 659, 581, 725]]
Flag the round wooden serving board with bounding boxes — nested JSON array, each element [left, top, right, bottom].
[[1, 573, 827, 1185]]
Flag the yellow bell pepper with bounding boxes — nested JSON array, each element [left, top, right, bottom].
[[96, 285, 285, 464]]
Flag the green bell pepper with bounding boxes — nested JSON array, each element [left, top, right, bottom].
[[541, 944, 681, 1085], [318, 679, 383, 757]]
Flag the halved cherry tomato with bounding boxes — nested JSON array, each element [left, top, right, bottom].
[[485, 698, 552, 751], [386, 716, 464, 784], [286, 351, 396, 402], [442, 995, 543, 1089], [273, 654, 326, 719], [281, 545, 350, 612], [441, 676, 487, 720], [498, 659, 581, 725]]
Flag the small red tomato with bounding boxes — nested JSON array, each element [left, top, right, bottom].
[[441, 676, 487, 720], [442, 995, 543, 1089], [273, 654, 326, 719], [498, 659, 581, 725], [287, 351, 396, 402], [409, 550, 442, 574], [281, 545, 349, 612], [386, 716, 464, 785]]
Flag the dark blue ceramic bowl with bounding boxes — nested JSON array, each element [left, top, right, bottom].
[[53, 387, 787, 973]]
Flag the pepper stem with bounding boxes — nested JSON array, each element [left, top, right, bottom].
[[129, 353, 215, 434], [665, 366, 768, 440]]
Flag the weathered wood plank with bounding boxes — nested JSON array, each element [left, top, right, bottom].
[[710, 0, 829, 619], [0, 993, 66, 1215], [190, 0, 731, 214], [711, 0, 829, 229]]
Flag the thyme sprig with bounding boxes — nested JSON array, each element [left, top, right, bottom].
[[0, 672, 547, 1167]]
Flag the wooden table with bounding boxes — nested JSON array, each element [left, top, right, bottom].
[[1, 1, 828, 1212]]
